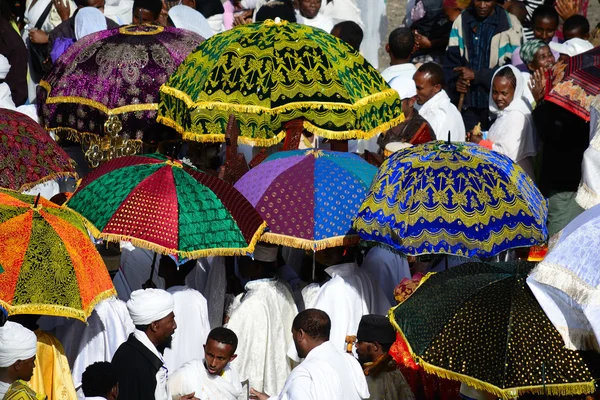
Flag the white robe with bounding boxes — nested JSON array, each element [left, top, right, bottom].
[[169, 359, 244, 400], [226, 278, 298, 395], [356, 0, 386, 69], [296, 11, 334, 33], [0, 83, 39, 123], [319, 0, 362, 27], [54, 297, 134, 399], [577, 98, 600, 209], [104, 0, 133, 25], [361, 247, 411, 305], [186, 257, 228, 329], [415, 90, 466, 142], [164, 286, 211, 373], [313, 263, 391, 352], [380, 64, 417, 85], [270, 341, 369, 400]]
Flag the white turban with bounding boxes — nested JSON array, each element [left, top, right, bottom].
[[0, 55, 10, 80], [127, 289, 174, 326], [0, 322, 38, 368], [389, 75, 417, 100]]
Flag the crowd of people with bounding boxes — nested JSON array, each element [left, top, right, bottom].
[[0, 0, 599, 398]]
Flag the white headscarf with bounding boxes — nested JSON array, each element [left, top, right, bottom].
[[75, 7, 108, 41], [0, 322, 38, 367], [389, 75, 417, 100], [127, 288, 174, 326], [0, 54, 10, 80], [489, 64, 532, 116], [168, 5, 213, 39]]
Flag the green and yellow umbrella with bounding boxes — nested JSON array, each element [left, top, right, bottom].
[[0, 190, 116, 321], [158, 19, 403, 146]]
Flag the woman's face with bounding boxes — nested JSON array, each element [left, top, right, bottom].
[[492, 76, 515, 110], [530, 45, 555, 70]]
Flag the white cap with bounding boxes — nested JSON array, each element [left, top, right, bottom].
[[549, 38, 594, 57], [389, 76, 417, 100]]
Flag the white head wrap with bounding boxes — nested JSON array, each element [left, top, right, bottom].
[[0, 322, 38, 368], [0, 55, 10, 80], [489, 65, 532, 116], [253, 243, 278, 263], [126, 288, 174, 326], [549, 38, 594, 58], [389, 76, 417, 100], [168, 5, 213, 39], [75, 7, 108, 41]]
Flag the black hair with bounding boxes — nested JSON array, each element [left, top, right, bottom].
[[207, 327, 239, 352], [0, 0, 14, 22], [255, 0, 296, 22], [417, 62, 445, 87], [292, 309, 331, 341], [331, 21, 363, 51], [133, 0, 162, 19], [563, 14, 590, 35], [531, 5, 559, 26], [495, 66, 517, 89], [194, 0, 224, 19], [388, 27, 415, 60], [82, 362, 118, 397], [135, 324, 150, 332]]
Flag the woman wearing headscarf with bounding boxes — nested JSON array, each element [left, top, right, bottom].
[[469, 65, 539, 179], [518, 38, 555, 105]]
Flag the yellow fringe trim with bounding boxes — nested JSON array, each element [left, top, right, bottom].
[[17, 171, 79, 192], [259, 232, 360, 251], [302, 113, 405, 140], [119, 24, 164, 35], [0, 288, 117, 322], [576, 182, 600, 210], [50, 126, 143, 149], [388, 282, 597, 400], [83, 219, 269, 258], [159, 85, 400, 114], [157, 115, 287, 146]]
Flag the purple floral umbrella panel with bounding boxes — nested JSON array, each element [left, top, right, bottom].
[[38, 24, 203, 143]]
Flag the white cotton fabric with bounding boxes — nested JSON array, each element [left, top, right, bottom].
[[127, 288, 174, 325], [296, 11, 334, 33], [226, 278, 298, 395], [389, 75, 417, 100], [356, 0, 386, 69], [487, 65, 538, 178], [319, 0, 362, 27], [270, 341, 369, 400], [0, 321, 38, 367], [361, 247, 411, 305], [163, 286, 211, 372], [206, 13, 224, 35], [313, 263, 391, 352], [549, 38, 594, 57], [0, 55, 40, 123], [104, 0, 133, 24], [414, 89, 466, 142], [381, 64, 417, 84], [169, 5, 213, 39], [133, 330, 171, 400], [577, 98, 600, 210], [169, 359, 244, 400], [0, 54, 9, 79], [75, 7, 107, 40]]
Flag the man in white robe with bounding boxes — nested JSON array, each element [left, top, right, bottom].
[[169, 327, 244, 400], [225, 244, 298, 395], [250, 309, 369, 400], [0, 321, 39, 398], [158, 255, 211, 372], [380, 28, 417, 84], [414, 62, 466, 142], [296, 0, 334, 33], [361, 247, 411, 305], [312, 247, 391, 352]]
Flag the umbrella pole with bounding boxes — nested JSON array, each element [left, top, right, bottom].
[[33, 194, 40, 208], [312, 250, 316, 282], [148, 252, 157, 286]]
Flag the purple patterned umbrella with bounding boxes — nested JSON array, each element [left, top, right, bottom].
[[37, 24, 203, 146]]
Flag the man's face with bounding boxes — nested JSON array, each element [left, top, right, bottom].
[[299, 0, 320, 19], [533, 17, 558, 43], [473, 0, 495, 19], [204, 339, 236, 376], [86, 0, 105, 12], [355, 341, 373, 365], [530, 45, 555, 70], [413, 72, 440, 105], [133, 7, 157, 24], [16, 356, 36, 381], [401, 97, 416, 116], [154, 312, 177, 351]]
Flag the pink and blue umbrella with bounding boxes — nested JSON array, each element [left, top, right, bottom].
[[234, 149, 378, 250]]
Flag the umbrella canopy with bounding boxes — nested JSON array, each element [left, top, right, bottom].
[[546, 47, 600, 121], [392, 261, 598, 399], [234, 149, 378, 250], [158, 19, 403, 146], [528, 203, 600, 352], [353, 141, 548, 258], [0, 109, 77, 191], [0, 189, 116, 321], [66, 154, 266, 258], [38, 24, 203, 145]]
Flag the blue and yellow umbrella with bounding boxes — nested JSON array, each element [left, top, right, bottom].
[[353, 141, 548, 258]]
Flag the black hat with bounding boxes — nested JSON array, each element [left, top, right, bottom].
[[356, 315, 396, 345]]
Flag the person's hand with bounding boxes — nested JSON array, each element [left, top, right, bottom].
[[180, 393, 198, 400], [29, 28, 49, 44], [413, 31, 432, 49], [470, 133, 482, 144], [249, 388, 270, 400], [53, 0, 70, 21], [555, 0, 579, 21], [454, 66, 475, 81], [529, 68, 547, 103], [456, 77, 470, 93], [233, 9, 253, 26]]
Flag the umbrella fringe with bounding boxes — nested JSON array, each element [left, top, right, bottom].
[[532, 261, 600, 306], [0, 288, 117, 322], [260, 232, 360, 251], [50, 126, 143, 150], [302, 113, 405, 140], [575, 182, 600, 210], [17, 171, 79, 192]]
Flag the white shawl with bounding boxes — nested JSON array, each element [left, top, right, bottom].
[[577, 97, 600, 209], [169, 359, 243, 400], [415, 90, 466, 142]]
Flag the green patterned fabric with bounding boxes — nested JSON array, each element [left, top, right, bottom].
[[158, 19, 403, 146]]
